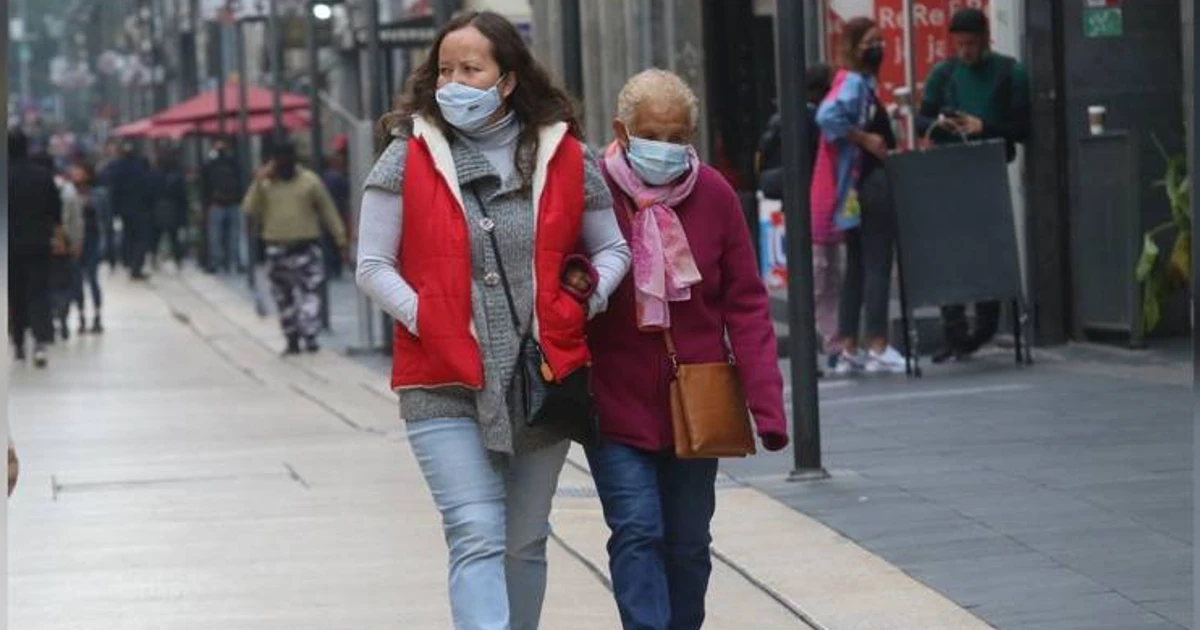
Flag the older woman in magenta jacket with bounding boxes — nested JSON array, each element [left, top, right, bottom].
[[585, 68, 789, 630]]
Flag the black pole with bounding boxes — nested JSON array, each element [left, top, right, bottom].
[[216, 19, 228, 137], [1189, 11, 1199, 630], [434, 0, 459, 27], [236, 20, 254, 291], [561, 0, 583, 100], [306, 2, 324, 174], [235, 22, 251, 170], [365, 0, 384, 121], [150, 0, 165, 111], [307, 2, 330, 331], [269, 0, 284, 137], [188, 0, 201, 97], [776, 0, 825, 480]]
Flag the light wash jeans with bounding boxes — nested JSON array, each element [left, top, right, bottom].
[[407, 418, 570, 630], [207, 203, 245, 272]]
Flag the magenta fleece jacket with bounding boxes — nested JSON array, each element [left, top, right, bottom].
[[588, 162, 788, 453]]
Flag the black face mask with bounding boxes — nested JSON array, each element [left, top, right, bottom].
[[861, 44, 885, 74], [275, 159, 296, 180]]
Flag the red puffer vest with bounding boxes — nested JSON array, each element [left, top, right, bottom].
[[389, 116, 590, 391]]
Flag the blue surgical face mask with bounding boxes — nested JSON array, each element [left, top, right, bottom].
[[626, 136, 692, 186], [436, 76, 506, 132]]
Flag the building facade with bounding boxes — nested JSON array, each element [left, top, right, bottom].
[[531, 0, 1192, 345]]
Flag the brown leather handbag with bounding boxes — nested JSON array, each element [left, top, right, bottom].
[[664, 330, 756, 459]]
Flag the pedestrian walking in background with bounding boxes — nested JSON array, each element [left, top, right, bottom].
[[321, 147, 352, 280], [107, 141, 156, 280], [755, 63, 832, 201], [151, 149, 191, 272], [355, 11, 630, 629], [68, 162, 106, 334], [41, 155, 85, 341], [916, 7, 1031, 363], [755, 64, 835, 373], [243, 141, 347, 355], [202, 138, 245, 274], [8, 130, 63, 368], [817, 17, 906, 375], [809, 17, 892, 374], [94, 139, 121, 270], [585, 69, 788, 630]]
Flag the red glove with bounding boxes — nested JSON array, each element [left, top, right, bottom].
[[759, 430, 790, 452]]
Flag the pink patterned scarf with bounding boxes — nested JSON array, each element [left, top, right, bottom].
[[604, 141, 703, 331]]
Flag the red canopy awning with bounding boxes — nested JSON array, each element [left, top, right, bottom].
[[196, 109, 310, 135], [112, 118, 152, 137], [152, 82, 309, 125], [112, 117, 195, 139]]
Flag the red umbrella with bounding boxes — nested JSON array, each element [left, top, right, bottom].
[[112, 118, 153, 137], [152, 81, 309, 125], [196, 109, 310, 135], [112, 117, 195, 139]]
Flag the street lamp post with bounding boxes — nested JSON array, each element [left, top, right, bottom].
[[775, 0, 826, 480], [434, 0, 459, 27], [234, 17, 255, 294], [365, 0, 384, 121], [268, 0, 284, 138], [307, 1, 332, 332], [307, 2, 325, 175]]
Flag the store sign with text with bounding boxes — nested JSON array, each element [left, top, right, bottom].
[[824, 0, 989, 103]]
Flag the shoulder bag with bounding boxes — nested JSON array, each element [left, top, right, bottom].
[[473, 190, 596, 445]]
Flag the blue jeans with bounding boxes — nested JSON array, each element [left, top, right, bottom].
[[207, 204, 244, 272], [407, 418, 570, 630], [585, 440, 719, 630], [77, 240, 103, 315]]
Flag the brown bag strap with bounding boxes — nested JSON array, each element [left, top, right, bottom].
[[662, 329, 679, 374]]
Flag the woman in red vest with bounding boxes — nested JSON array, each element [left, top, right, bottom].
[[355, 11, 631, 629], [586, 69, 789, 629]]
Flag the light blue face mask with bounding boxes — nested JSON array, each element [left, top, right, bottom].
[[436, 76, 506, 132], [626, 136, 692, 186]]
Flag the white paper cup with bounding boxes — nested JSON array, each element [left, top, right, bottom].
[[1088, 105, 1107, 135]]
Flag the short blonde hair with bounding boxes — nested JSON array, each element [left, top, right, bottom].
[[616, 69, 700, 131]]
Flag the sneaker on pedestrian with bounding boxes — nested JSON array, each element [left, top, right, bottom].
[[77, 316, 88, 335], [91, 316, 104, 335], [282, 335, 302, 357], [304, 336, 320, 354], [32, 346, 48, 369], [865, 346, 907, 374], [834, 350, 867, 375]]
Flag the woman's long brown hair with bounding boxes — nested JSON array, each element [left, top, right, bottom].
[[380, 11, 583, 188], [838, 17, 877, 73]]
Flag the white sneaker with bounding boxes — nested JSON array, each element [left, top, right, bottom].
[[834, 350, 867, 375], [865, 346, 907, 374]]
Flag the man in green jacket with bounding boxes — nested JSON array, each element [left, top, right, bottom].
[[916, 7, 1031, 363], [243, 141, 348, 355]]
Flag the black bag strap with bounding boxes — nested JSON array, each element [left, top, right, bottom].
[[468, 187, 523, 335]]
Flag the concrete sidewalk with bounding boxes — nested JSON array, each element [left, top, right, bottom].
[[10, 270, 991, 629]]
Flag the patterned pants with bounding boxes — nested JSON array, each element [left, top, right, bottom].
[[266, 241, 325, 339]]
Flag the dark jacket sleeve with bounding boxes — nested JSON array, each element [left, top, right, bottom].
[[174, 173, 190, 212], [982, 60, 1031, 145], [46, 174, 63, 227], [917, 61, 952, 141], [199, 161, 211, 207], [715, 174, 787, 442]]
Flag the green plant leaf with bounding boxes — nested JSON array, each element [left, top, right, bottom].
[[1142, 272, 1163, 334], [1169, 232, 1191, 289], [1136, 233, 1160, 282]]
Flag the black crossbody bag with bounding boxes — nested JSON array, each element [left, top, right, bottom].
[[472, 191, 596, 444]]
